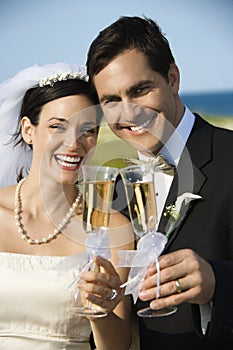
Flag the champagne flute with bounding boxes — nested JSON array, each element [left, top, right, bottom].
[[73, 165, 119, 318], [120, 164, 177, 317]]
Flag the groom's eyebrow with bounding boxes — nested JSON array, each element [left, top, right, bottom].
[[48, 117, 69, 123], [99, 79, 154, 103], [126, 80, 154, 95], [99, 94, 119, 103]]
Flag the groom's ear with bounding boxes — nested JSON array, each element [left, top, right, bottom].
[[168, 63, 180, 94], [21, 116, 33, 145]]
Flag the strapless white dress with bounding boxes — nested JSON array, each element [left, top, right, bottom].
[[0, 252, 92, 350]]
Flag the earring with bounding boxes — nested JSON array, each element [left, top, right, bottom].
[[27, 138, 32, 144]]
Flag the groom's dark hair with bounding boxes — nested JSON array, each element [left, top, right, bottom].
[[86, 16, 175, 89]]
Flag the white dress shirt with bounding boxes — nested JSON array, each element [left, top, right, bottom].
[[138, 107, 195, 221]]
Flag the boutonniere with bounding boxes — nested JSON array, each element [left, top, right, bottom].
[[164, 192, 203, 238]]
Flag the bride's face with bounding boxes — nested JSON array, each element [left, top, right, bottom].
[[23, 94, 98, 185]]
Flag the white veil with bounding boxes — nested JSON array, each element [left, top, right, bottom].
[[0, 63, 86, 187]]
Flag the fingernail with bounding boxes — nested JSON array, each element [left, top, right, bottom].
[[80, 272, 88, 278], [94, 256, 101, 263], [150, 302, 158, 310], [139, 291, 148, 299]]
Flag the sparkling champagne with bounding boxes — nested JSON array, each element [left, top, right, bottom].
[[125, 181, 157, 236], [82, 180, 115, 232]]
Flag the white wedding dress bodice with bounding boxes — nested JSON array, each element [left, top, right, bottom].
[[0, 251, 92, 350]]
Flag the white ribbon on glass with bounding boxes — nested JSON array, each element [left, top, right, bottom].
[[69, 227, 111, 295], [117, 217, 167, 303]]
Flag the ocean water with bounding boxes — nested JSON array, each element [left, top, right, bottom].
[[180, 90, 233, 117]]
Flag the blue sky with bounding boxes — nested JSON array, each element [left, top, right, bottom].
[[1, 0, 233, 93]]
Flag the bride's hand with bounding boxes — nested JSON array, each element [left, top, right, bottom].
[[78, 256, 122, 314]]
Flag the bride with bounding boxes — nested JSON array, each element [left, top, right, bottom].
[[0, 63, 134, 350]]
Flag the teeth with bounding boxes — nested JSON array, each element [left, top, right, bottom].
[[56, 155, 81, 163], [59, 161, 77, 168], [130, 119, 152, 131]]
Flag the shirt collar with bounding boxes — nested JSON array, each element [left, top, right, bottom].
[[138, 107, 195, 166]]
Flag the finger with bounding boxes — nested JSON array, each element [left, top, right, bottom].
[[158, 249, 194, 270], [86, 289, 122, 311], [80, 256, 121, 288], [144, 251, 199, 288], [140, 275, 193, 301], [78, 280, 113, 299], [149, 280, 202, 309], [80, 267, 122, 291], [141, 262, 186, 292], [94, 256, 119, 276], [149, 290, 190, 310], [159, 278, 190, 297], [80, 271, 119, 288], [143, 251, 188, 282], [158, 253, 182, 270], [144, 263, 157, 278]]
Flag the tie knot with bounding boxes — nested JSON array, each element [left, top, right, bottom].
[[152, 154, 175, 176], [124, 154, 175, 176]]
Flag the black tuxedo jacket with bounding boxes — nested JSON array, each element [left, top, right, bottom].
[[118, 115, 233, 349]]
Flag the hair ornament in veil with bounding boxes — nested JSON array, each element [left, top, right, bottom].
[[39, 71, 88, 87], [0, 62, 87, 188]]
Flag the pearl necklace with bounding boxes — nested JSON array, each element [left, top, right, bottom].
[[14, 178, 82, 245]]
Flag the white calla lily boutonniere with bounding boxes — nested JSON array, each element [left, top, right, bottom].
[[164, 192, 203, 238]]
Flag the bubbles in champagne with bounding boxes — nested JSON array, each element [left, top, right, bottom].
[[82, 180, 115, 232], [125, 182, 157, 236]]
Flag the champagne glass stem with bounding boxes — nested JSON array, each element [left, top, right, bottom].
[[155, 257, 160, 299]]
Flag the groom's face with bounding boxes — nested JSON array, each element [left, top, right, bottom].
[[93, 49, 180, 155]]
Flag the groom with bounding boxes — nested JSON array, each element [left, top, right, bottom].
[[86, 16, 233, 349]]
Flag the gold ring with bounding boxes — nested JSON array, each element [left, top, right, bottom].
[[175, 279, 182, 293]]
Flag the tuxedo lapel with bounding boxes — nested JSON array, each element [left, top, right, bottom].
[[159, 115, 214, 249]]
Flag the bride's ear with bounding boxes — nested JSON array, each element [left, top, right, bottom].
[[21, 116, 33, 145]]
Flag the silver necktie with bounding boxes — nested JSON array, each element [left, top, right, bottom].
[[124, 154, 175, 176]]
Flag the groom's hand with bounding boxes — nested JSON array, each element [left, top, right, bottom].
[[138, 249, 216, 310]]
